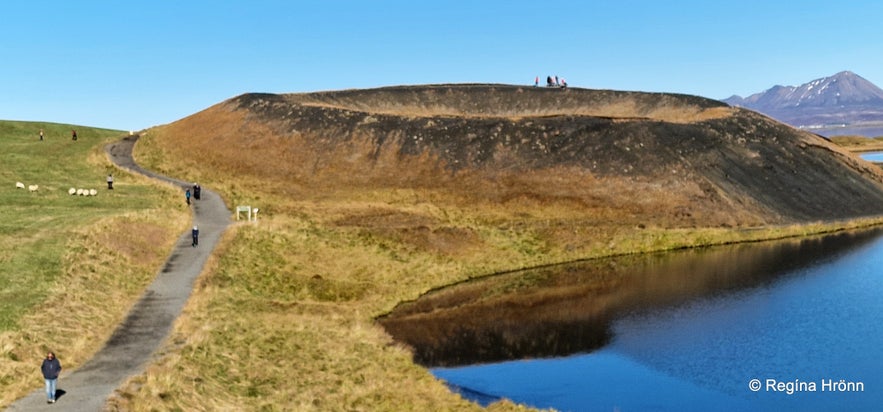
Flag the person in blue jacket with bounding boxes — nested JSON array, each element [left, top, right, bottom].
[[41, 351, 62, 404]]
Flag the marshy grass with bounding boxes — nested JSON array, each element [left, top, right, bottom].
[[98, 123, 883, 411]]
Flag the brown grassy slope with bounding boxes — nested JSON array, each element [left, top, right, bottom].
[[149, 84, 883, 229], [115, 84, 883, 411], [831, 135, 883, 152]]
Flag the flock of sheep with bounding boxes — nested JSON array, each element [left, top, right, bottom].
[[16, 181, 99, 196], [15, 182, 38, 192]]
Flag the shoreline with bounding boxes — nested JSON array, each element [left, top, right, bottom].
[[377, 215, 883, 319]]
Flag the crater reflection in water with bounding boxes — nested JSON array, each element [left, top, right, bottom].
[[379, 229, 882, 368]]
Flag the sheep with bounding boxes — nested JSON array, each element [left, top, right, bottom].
[[15, 182, 25, 189], [89, 189, 98, 196], [28, 185, 38, 192], [69, 188, 77, 195], [76, 189, 84, 196]]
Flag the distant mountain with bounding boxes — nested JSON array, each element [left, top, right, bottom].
[[723, 71, 883, 136]]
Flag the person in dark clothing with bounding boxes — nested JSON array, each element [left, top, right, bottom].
[[192, 225, 199, 247], [185, 188, 191, 205], [41, 352, 62, 404], [193, 183, 201, 200], [107, 174, 114, 190], [71, 130, 77, 141]]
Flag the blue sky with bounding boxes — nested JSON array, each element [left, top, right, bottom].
[[2, 1, 883, 131]]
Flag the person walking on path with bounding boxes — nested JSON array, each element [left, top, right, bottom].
[[7, 135, 232, 410], [41, 352, 62, 404], [185, 188, 191, 205], [192, 225, 199, 247], [107, 174, 114, 190], [193, 183, 201, 200]]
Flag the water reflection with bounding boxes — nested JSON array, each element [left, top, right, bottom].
[[379, 229, 883, 367]]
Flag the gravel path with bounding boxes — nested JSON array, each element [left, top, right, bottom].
[[6, 135, 231, 411]]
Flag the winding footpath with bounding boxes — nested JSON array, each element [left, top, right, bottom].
[[6, 135, 231, 411]]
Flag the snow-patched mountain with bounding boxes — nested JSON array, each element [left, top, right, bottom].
[[723, 71, 883, 136]]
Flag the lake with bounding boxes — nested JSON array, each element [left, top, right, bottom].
[[380, 229, 883, 411], [859, 151, 883, 163]]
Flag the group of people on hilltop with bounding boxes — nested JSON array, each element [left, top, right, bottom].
[[534, 75, 567, 88]]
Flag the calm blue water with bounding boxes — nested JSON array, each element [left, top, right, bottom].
[[859, 151, 883, 162], [432, 232, 883, 411]]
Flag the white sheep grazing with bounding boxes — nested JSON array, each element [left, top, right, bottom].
[[28, 185, 38, 192], [89, 189, 98, 196], [76, 188, 84, 196], [15, 182, 25, 189], [69, 188, 77, 195]]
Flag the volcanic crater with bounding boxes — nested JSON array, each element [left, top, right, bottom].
[[155, 84, 883, 229]]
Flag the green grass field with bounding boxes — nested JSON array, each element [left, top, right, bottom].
[[0, 121, 188, 406]]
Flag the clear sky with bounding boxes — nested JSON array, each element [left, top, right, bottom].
[[3, 0, 883, 131]]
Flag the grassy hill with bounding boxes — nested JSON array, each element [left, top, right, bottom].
[[0, 121, 187, 407], [140, 84, 883, 227], [831, 135, 883, 152], [102, 85, 883, 410]]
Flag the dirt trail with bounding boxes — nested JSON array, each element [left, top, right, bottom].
[[6, 135, 231, 411]]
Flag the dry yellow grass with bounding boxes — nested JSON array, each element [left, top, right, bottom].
[[0, 209, 187, 407], [0, 123, 190, 408], [98, 113, 883, 411], [297, 100, 733, 124], [831, 135, 883, 152], [13, 101, 878, 410], [100, 88, 883, 410]]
